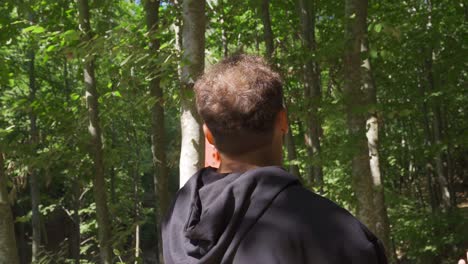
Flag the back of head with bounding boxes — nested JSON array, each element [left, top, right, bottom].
[[194, 54, 283, 155]]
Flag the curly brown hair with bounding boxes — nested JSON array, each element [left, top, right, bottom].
[[194, 54, 283, 154]]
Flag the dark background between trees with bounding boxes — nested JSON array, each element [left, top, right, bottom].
[[0, 0, 466, 263]]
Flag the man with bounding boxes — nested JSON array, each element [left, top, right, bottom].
[[162, 54, 388, 264]]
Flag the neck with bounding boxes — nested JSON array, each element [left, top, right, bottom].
[[217, 145, 282, 173]]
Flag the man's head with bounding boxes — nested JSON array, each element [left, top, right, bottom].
[[194, 54, 287, 157]]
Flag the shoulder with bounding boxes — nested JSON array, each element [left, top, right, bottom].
[[270, 185, 359, 231], [275, 185, 383, 247], [237, 184, 387, 263]]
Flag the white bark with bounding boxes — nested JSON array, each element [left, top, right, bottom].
[[366, 116, 381, 186], [180, 107, 203, 187], [179, 0, 205, 188]]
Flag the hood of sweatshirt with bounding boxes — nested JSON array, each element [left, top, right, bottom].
[[162, 166, 300, 264]]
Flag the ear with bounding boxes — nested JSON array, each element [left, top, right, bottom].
[[203, 124, 215, 145], [276, 108, 288, 135]]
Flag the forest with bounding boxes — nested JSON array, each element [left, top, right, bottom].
[[0, 0, 466, 263]]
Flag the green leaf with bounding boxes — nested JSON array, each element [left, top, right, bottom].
[[62, 30, 80, 42], [374, 23, 383, 33], [428, 91, 443, 98], [70, 93, 80, 100], [160, 41, 170, 50], [23, 25, 46, 34], [15, 214, 31, 223], [46, 45, 57, 52], [43, 54, 50, 63]]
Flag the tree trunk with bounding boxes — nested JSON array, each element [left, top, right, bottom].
[[70, 178, 80, 264], [286, 122, 301, 178], [259, 0, 274, 59], [344, 1, 395, 259], [131, 147, 140, 263], [77, 1, 112, 263], [344, 0, 376, 233], [424, 0, 451, 210], [417, 69, 438, 212], [298, 0, 324, 192], [109, 123, 117, 205], [361, 37, 394, 260], [27, 45, 41, 263], [64, 59, 80, 264], [218, 0, 228, 58], [258, 0, 300, 179], [367, 116, 393, 254], [16, 205, 28, 264], [124, 116, 142, 264], [443, 109, 457, 207], [109, 166, 116, 204], [144, 1, 170, 262], [0, 152, 19, 264], [179, 0, 205, 187], [145, 0, 170, 217], [424, 52, 451, 210]]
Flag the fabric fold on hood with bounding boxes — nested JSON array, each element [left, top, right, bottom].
[[162, 166, 300, 264]]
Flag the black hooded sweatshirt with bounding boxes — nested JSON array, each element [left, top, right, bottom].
[[162, 166, 388, 264]]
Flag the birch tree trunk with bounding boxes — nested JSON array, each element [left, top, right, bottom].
[[344, 0, 376, 233], [28, 45, 41, 263], [298, 0, 324, 191], [362, 38, 394, 261], [0, 152, 19, 264], [77, 1, 112, 262], [179, 0, 205, 187], [344, 1, 394, 260]]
